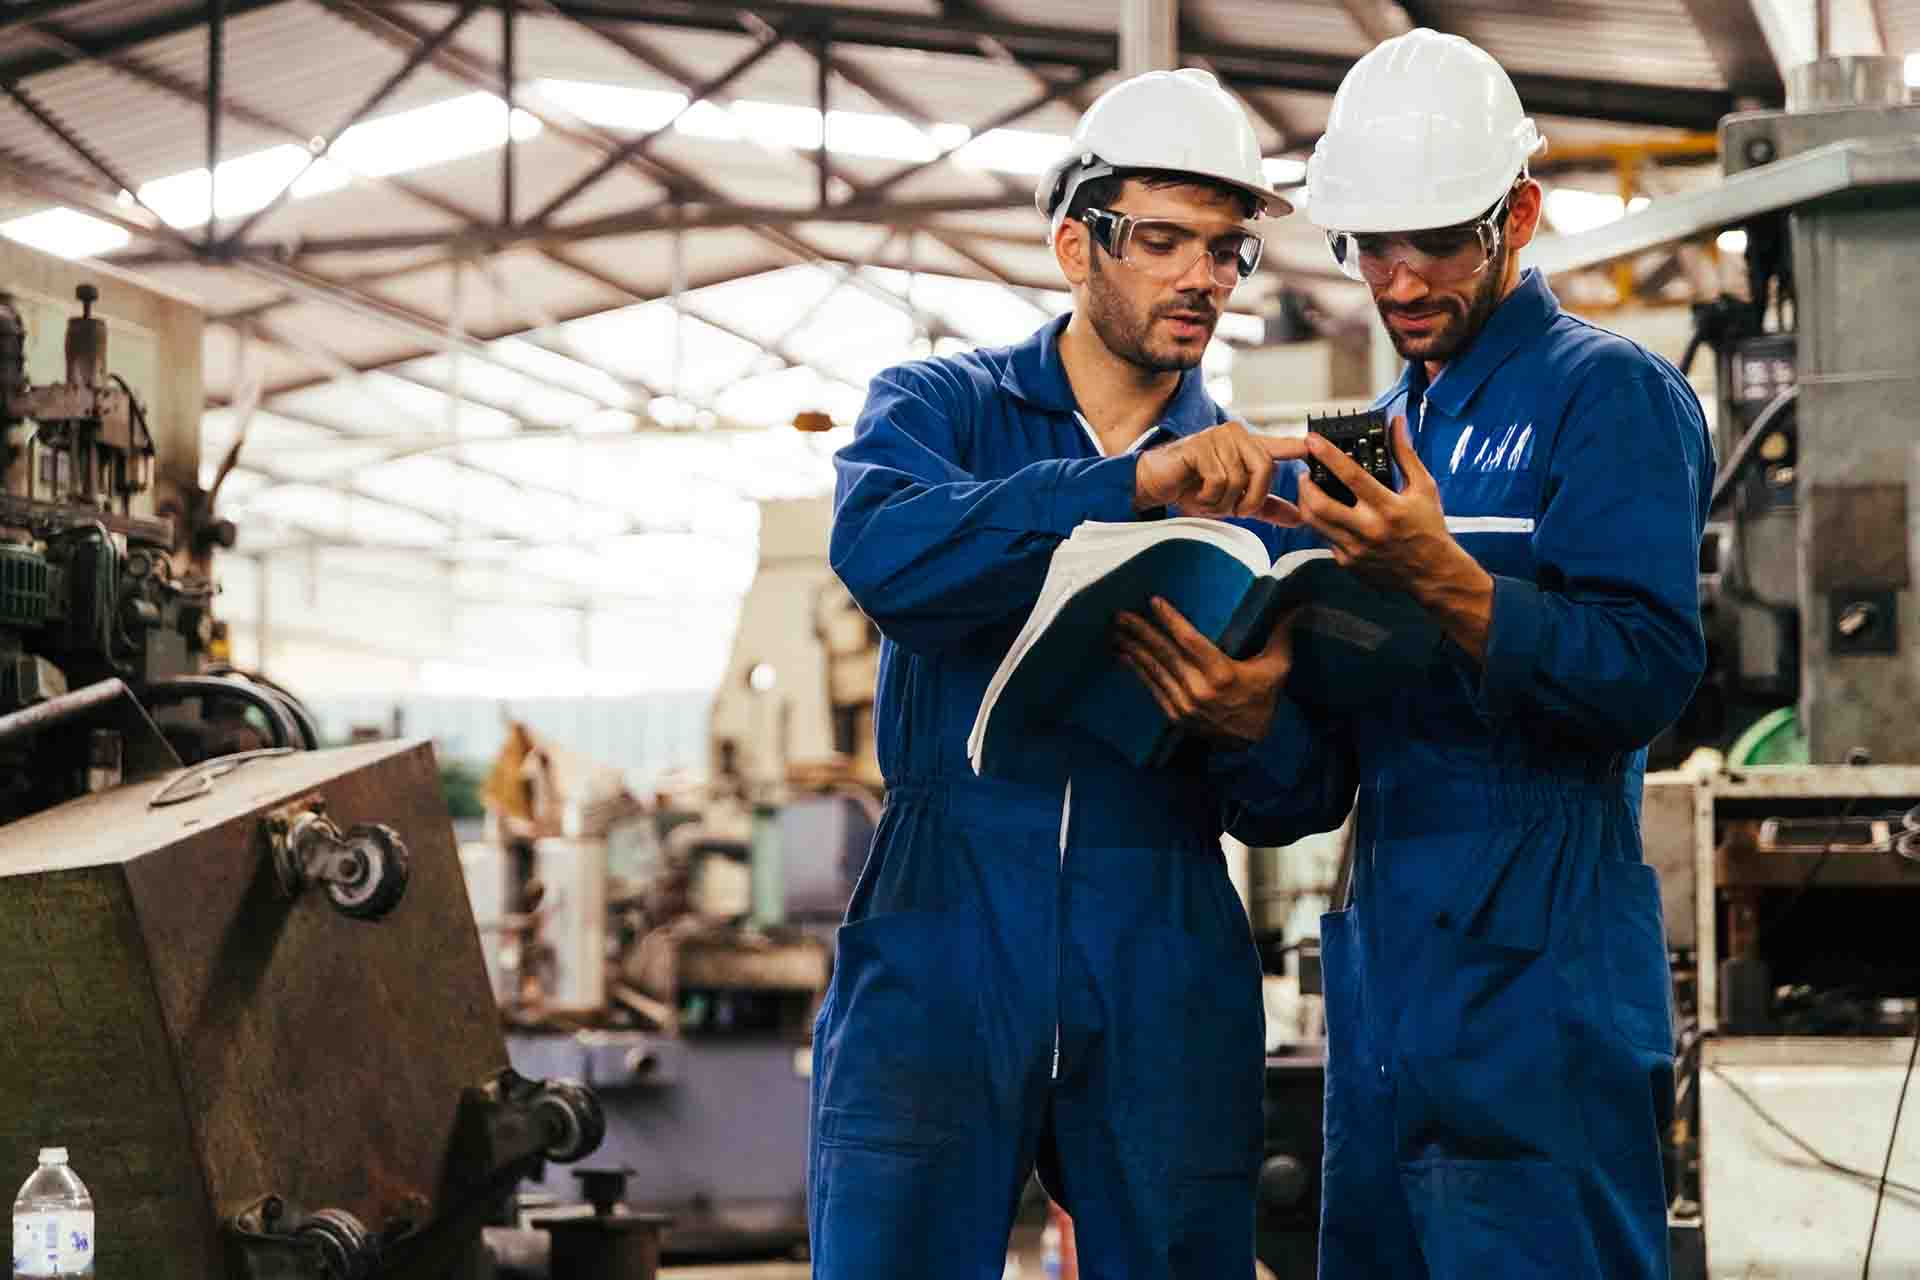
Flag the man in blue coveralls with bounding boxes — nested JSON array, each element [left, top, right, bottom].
[[813, 68, 1355, 1277], [1129, 28, 1713, 1280]]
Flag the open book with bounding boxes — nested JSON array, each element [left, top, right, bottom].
[[967, 518, 1442, 776]]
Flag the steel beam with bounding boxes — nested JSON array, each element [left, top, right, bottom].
[[1332, 0, 1412, 45], [501, 0, 516, 226], [14, 14, 498, 238], [438, 0, 1741, 129], [220, 1, 486, 249], [0, 0, 290, 83], [125, 195, 1031, 261], [849, 73, 1087, 202], [1526, 134, 1920, 276], [0, 82, 202, 254], [1120, 0, 1177, 77], [207, 0, 224, 250], [1676, 0, 1786, 102], [234, 257, 636, 412], [529, 28, 788, 226]]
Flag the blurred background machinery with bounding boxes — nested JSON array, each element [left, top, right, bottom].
[[461, 498, 878, 1264], [1523, 53, 1920, 1279]]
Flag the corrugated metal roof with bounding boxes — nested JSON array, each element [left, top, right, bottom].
[[0, 0, 1787, 692], [1437, 0, 1725, 90]]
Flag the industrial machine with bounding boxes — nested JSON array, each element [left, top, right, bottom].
[[1529, 53, 1920, 1277], [0, 246, 608, 1280]]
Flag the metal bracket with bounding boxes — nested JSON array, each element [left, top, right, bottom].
[[261, 796, 411, 921], [225, 1198, 378, 1280]]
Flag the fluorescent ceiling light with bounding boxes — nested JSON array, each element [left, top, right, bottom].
[[0, 207, 130, 259]]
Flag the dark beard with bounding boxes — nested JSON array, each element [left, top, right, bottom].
[[1377, 243, 1509, 363], [1085, 252, 1213, 374]]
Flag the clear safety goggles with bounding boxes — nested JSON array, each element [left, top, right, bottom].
[[1327, 191, 1512, 287], [1077, 208, 1264, 288]]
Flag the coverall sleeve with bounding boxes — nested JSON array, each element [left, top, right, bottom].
[[1209, 696, 1358, 848], [830, 363, 1141, 654], [1474, 374, 1711, 749]]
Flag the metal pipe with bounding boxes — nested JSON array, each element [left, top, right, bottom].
[[207, 0, 224, 252], [502, 0, 517, 227], [0, 678, 130, 747], [816, 31, 831, 208]]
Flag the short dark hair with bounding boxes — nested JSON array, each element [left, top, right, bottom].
[[1064, 168, 1259, 223]]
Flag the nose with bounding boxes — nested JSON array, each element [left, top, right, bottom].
[[1379, 261, 1431, 304], [1174, 246, 1226, 294]]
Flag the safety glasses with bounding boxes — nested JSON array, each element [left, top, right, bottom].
[[1327, 191, 1513, 287], [1077, 208, 1264, 288]]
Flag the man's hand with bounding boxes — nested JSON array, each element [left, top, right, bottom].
[[1134, 421, 1302, 520], [1296, 416, 1495, 659], [1112, 597, 1299, 746]]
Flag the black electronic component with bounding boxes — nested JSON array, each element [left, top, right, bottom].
[[1306, 408, 1396, 506]]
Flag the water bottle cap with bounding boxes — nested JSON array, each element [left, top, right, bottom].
[[36, 1148, 66, 1164]]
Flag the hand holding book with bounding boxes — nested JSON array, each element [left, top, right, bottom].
[[1112, 596, 1301, 747]]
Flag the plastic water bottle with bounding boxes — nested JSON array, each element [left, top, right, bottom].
[[11, 1149, 93, 1278]]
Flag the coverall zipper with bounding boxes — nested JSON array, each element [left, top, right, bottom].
[[1051, 417, 1157, 1084], [1054, 780, 1070, 1080]]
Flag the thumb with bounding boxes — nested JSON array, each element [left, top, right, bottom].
[[1247, 605, 1303, 676], [1390, 416, 1433, 493]]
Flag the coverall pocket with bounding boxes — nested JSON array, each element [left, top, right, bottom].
[[1118, 922, 1264, 1178], [1400, 1156, 1604, 1279], [1595, 860, 1674, 1054], [1393, 924, 1565, 1163], [816, 910, 984, 1153]]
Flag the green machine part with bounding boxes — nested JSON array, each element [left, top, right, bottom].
[[1728, 707, 1809, 767]]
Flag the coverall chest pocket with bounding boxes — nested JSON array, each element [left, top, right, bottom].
[[816, 910, 985, 1153]]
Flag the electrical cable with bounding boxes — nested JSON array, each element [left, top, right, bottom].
[[1862, 1004, 1920, 1279], [1708, 383, 1796, 515], [1704, 1064, 1920, 1203]]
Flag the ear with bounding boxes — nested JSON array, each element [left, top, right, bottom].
[[1505, 178, 1544, 253], [1053, 218, 1092, 287]]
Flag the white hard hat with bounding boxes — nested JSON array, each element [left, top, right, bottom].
[[1035, 68, 1291, 239], [1304, 29, 1545, 233]]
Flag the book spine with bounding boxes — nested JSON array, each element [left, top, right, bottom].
[[1218, 577, 1283, 660]]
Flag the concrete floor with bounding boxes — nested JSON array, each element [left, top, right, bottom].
[[659, 1221, 1049, 1278]]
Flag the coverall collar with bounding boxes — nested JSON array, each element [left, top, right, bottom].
[[1391, 268, 1560, 417], [1000, 312, 1221, 439]]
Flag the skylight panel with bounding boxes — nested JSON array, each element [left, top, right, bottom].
[[532, 79, 688, 131], [0, 207, 130, 259], [328, 93, 541, 179], [952, 127, 1069, 175]]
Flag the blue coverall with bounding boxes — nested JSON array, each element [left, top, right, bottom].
[[1301, 270, 1714, 1279], [813, 314, 1353, 1278]]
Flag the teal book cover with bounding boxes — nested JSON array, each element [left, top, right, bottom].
[[969, 521, 1442, 776]]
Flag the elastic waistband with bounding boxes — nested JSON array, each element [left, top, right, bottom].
[[1357, 776, 1635, 841], [883, 770, 1214, 845]]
